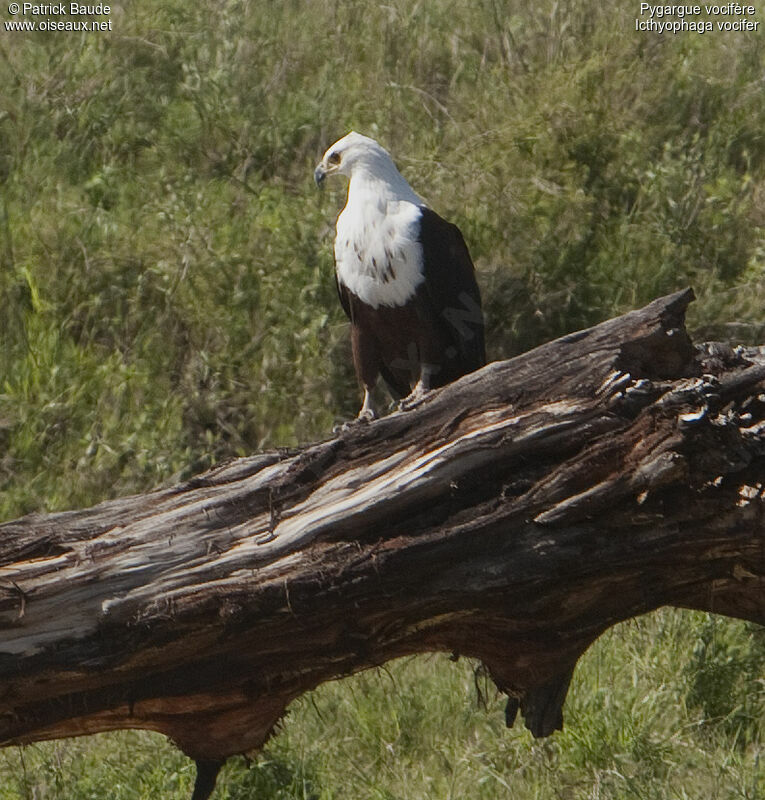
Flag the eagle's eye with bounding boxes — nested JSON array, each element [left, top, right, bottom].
[[328, 151, 341, 166]]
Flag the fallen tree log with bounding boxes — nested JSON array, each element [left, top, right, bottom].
[[1, 288, 764, 799]]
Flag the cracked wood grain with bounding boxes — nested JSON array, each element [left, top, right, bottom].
[[0, 289, 763, 785]]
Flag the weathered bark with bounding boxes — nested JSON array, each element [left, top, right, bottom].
[[0, 289, 764, 787]]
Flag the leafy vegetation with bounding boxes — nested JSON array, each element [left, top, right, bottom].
[[0, 0, 764, 796]]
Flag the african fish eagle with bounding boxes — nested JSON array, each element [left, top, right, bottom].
[[314, 132, 486, 421]]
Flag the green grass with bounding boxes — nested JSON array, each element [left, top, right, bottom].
[[1, 0, 765, 795], [2, 0, 765, 524], [1, 611, 764, 799]]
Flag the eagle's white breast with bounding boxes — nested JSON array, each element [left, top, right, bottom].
[[335, 197, 425, 309]]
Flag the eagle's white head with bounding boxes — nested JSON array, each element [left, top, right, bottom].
[[314, 132, 420, 204], [315, 132, 426, 309]]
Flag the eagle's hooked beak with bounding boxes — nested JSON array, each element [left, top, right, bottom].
[[314, 163, 327, 188]]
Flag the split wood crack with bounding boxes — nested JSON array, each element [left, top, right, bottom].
[[0, 288, 763, 799]]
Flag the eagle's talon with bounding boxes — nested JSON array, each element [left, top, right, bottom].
[[398, 387, 431, 412], [332, 420, 356, 434], [332, 408, 376, 434], [398, 398, 425, 412]]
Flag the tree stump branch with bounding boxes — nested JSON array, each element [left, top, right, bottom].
[[0, 288, 764, 779]]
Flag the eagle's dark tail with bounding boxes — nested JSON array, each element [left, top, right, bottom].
[[191, 759, 225, 800]]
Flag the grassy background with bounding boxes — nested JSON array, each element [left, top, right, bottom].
[[2, 613, 765, 799], [1, 0, 764, 796]]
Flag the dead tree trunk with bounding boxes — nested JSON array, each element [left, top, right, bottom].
[[0, 289, 764, 783]]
